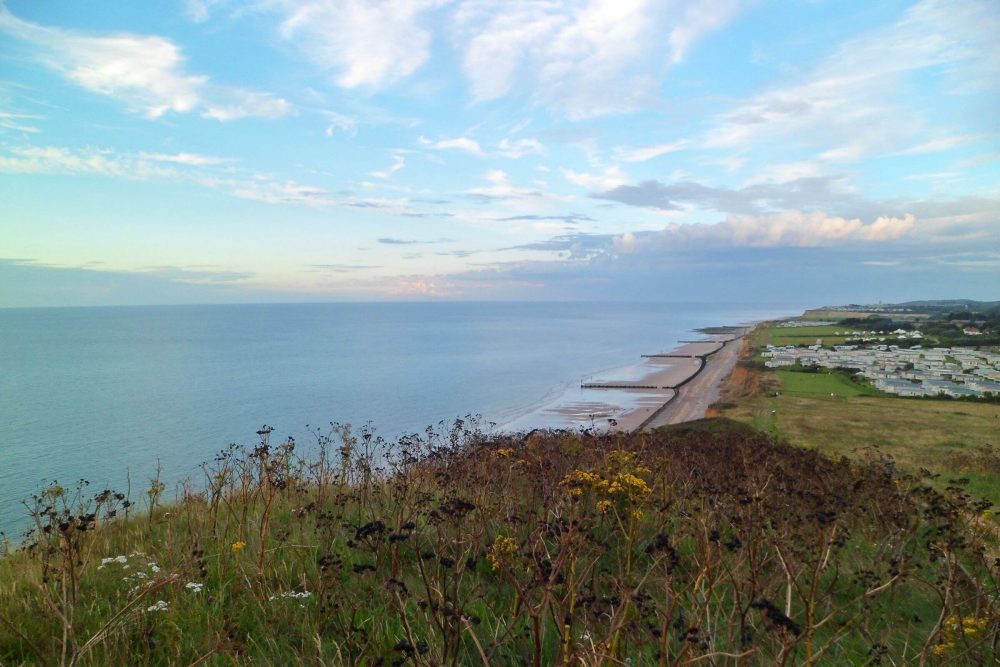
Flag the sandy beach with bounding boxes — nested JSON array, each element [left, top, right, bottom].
[[640, 327, 749, 429], [505, 325, 750, 433]]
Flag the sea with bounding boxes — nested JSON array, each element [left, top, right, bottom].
[[0, 301, 799, 534]]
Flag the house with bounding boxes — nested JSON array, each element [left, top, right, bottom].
[[963, 326, 983, 335]]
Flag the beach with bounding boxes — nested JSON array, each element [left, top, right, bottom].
[[640, 326, 750, 429], [505, 325, 751, 433]]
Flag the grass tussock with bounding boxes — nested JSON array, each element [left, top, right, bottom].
[[1, 419, 999, 666]]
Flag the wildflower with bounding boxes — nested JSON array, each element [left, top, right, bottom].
[[495, 448, 514, 459], [933, 613, 992, 655], [99, 555, 128, 569], [146, 600, 168, 613], [487, 535, 518, 571], [268, 591, 312, 600], [185, 582, 204, 593], [231, 540, 246, 554], [597, 500, 613, 514], [148, 563, 160, 573]]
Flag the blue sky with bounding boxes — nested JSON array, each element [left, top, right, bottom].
[[0, 0, 997, 306]]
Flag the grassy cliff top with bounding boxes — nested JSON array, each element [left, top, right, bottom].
[[2, 421, 998, 665]]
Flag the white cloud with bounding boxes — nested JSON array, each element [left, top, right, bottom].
[[0, 110, 42, 133], [275, 0, 446, 90], [140, 152, 230, 166], [743, 161, 827, 186], [613, 140, 688, 162], [896, 133, 995, 155], [0, 146, 148, 177], [465, 169, 572, 209], [0, 5, 290, 121], [419, 135, 485, 155], [322, 110, 359, 137], [184, 0, 228, 23], [562, 165, 628, 190], [614, 211, 916, 251], [418, 135, 545, 159], [456, 0, 748, 118], [496, 138, 545, 159], [202, 89, 293, 121], [704, 0, 1000, 161], [666, 0, 745, 65], [0, 143, 430, 215], [370, 154, 406, 179]]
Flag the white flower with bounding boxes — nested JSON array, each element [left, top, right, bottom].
[[185, 582, 204, 593], [146, 600, 168, 613], [148, 563, 161, 573], [99, 555, 129, 569], [269, 590, 312, 601]]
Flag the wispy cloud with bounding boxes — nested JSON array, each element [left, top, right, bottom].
[[0, 4, 291, 121], [895, 133, 996, 156], [140, 152, 231, 166], [0, 143, 432, 215], [563, 166, 629, 190], [613, 140, 688, 163], [417, 135, 545, 159], [595, 176, 857, 215], [419, 135, 485, 156], [456, 0, 749, 118], [370, 154, 406, 179], [703, 0, 1000, 161], [274, 0, 446, 90]]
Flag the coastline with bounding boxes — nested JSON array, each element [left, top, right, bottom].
[[636, 325, 752, 431], [502, 323, 756, 433]]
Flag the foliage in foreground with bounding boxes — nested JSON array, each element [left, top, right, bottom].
[[1, 418, 999, 666]]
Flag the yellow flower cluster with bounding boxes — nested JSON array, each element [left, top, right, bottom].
[[559, 451, 652, 512], [931, 614, 993, 656], [231, 540, 246, 554], [495, 448, 515, 459], [487, 535, 518, 571]]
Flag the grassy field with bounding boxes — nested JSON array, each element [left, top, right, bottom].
[[801, 309, 876, 320], [772, 369, 879, 397], [720, 370, 1000, 506], [756, 324, 850, 347]]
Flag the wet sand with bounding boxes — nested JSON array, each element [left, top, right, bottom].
[[583, 356, 702, 388]]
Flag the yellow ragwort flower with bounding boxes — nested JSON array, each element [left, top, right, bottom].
[[486, 535, 518, 571], [231, 540, 246, 554]]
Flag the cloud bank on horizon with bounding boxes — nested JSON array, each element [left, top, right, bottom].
[[0, 0, 997, 306]]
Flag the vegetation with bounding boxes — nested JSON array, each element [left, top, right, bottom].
[[3, 420, 999, 665], [719, 319, 1000, 502], [754, 325, 849, 348], [771, 369, 881, 398]]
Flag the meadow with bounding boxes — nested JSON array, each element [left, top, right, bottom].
[[754, 325, 850, 348], [2, 419, 997, 665], [719, 324, 1000, 506]]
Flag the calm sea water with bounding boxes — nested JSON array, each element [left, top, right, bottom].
[[0, 301, 797, 533]]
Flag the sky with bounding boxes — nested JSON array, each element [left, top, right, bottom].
[[0, 0, 998, 307]]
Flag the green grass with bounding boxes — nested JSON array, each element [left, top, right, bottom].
[[722, 370, 1000, 506], [773, 369, 879, 397], [2, 424, 998, 665], [756, 324, 850, 347]]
